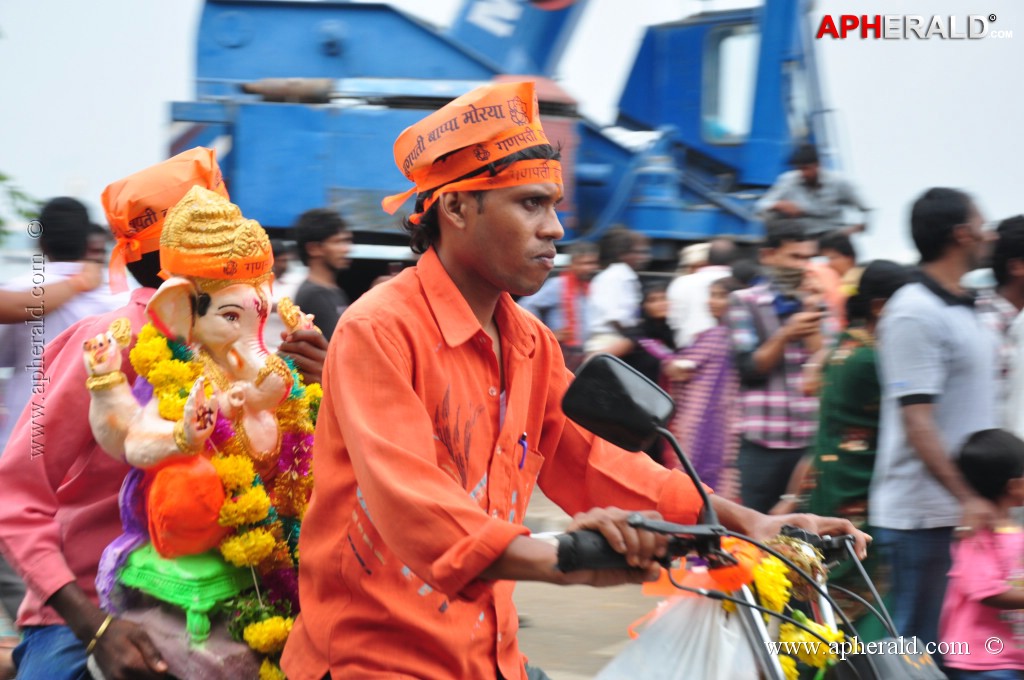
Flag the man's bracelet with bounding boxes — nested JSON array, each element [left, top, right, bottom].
[[85, 614, 114, 656]]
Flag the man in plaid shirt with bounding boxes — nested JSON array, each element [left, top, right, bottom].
[[726, 222, 828, 512]]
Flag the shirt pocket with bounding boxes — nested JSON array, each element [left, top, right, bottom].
[[508, 447, 544, 524]]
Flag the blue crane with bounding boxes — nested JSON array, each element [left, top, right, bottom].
[[171, 0, 831, 274]]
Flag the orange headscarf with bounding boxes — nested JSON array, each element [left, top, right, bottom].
[[381, 81, 562, 223], [102, 147, 228, 292]]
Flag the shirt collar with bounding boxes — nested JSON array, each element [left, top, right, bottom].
[[417, 248, 537, 356], [915, 269, 976, 307]]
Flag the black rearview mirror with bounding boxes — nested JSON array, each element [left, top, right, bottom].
[[561, 353, 675, 452]]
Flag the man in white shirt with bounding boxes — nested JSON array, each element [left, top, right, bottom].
[[585, 229, 650, 350], [0, 198, 128, 447], [666, 238, 737, 348]]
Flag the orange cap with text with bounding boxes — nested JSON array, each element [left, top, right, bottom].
[[102, 147, 228, 292], [381, 81, 562, 223]]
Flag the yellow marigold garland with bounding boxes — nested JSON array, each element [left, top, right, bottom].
[[211, 455, 257, 495], [243, 616, 294, 655], [779, 654, 799, 680], [258, 658, 287, 680], [129, 324, 172, 376], [779, 616, 845, 668], [220, 527, 277, 568], [128, 323, 319, 667], [218, 485, 272, 528], [754, 554, 792, 615], [709, 539, 840, 674]]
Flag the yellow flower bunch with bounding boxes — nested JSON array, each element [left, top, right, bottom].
[[779, 618, 844, 668], [258, 659, 286, 680], [221, 527, 276, 567], [129, 325, 173, 376], [218, 486, 272, 527], [754, 555, 792, 615], [243, 616, 294, 655], [147, 358, 199, 392], [211, 455, 257, 494], [129, 324, 212, 422], [779, 654, 799, 680]]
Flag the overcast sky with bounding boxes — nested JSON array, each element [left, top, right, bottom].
[[1, 0, 1021, 263]]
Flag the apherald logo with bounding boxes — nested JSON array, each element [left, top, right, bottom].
[[816, 14, 1011, 40]]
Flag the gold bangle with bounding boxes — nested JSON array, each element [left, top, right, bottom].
[[173, 419, 196, 454], [85, 613, 114, 656], [85, 372, 127, 392]]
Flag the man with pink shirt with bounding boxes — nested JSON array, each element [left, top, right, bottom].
[[0, 150, 326, 680]]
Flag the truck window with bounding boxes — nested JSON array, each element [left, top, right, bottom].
[[702, 23, 759, 144]]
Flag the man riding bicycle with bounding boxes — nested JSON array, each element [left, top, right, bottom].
[[281, 81, 869, 680]]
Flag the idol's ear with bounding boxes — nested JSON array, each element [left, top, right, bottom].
[[146, 277, 199, 344]]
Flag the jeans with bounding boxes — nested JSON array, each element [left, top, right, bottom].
[[873, 526, 953, 649], [500, 664, 552, 680], [736, 438, 806, 514], [13, 625, 89, 680]]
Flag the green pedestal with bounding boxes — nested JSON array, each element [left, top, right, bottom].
[[119, 544, 252, 643]]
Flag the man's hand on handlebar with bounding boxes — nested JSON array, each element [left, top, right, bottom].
[[560, 507, 667, 587], [746, 512, 871, 560]]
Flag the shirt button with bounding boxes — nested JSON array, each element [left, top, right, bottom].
[[488, 387, 498, 397], [478, 337, 487, 344], [496, 446, 503, 455], [491, 510, 499, 518]]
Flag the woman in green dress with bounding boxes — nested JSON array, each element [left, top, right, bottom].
[[775, 259, 910, 641]]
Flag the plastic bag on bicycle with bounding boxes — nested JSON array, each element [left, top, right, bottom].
[[594, 595, 759, 680]]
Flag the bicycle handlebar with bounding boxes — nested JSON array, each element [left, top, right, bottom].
[[554, 522, 851, 574], [778, 524, 855, 567]]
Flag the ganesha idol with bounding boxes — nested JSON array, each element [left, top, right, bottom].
[[82, 187, 319, 671]]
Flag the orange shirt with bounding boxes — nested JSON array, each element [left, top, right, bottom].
[[282, 248, 705, 680]]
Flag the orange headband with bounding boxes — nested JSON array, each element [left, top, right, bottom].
[[381, 81, 562, 222], [102, 147, 228, 292]]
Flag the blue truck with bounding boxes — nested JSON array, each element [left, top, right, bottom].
[[171, 0, 832, 290]]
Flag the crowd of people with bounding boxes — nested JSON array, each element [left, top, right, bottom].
[[0, 79, 1017, 680], [517, 188, 1024, 678]]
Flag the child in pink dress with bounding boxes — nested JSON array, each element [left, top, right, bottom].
[[939, 429, 1024, 679]]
